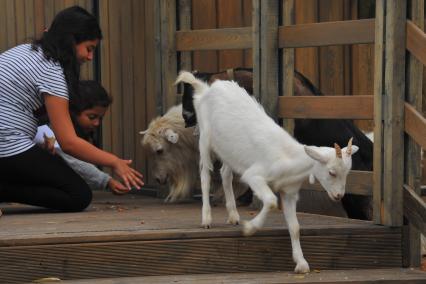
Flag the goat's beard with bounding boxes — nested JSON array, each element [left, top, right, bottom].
[[164, 165, 198, 203]]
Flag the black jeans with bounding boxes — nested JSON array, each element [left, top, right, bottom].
[[0, 145, 92, 212]]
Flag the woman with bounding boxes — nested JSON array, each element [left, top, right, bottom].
[[0, 6, 143, 212]]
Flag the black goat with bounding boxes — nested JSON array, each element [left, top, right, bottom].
[[181, 69, 373, 220]]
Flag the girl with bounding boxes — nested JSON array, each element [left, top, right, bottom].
[[35, 80, 129, 195], [0, 6, 143, 213]]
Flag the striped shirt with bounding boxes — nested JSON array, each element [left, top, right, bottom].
[[0, 44, 68, 157]]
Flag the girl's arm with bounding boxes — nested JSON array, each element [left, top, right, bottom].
[[44, 94, 143, 189]]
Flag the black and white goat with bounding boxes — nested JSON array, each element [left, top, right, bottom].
[[176, 71, 359, 273]]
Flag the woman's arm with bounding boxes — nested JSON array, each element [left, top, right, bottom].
[[44, 94, 143, 189]]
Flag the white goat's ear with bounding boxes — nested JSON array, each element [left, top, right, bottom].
[[309, 174, 315, 184], [164, 129, 179, 144], [304, 145, 329, 164], [343, 145, 359, 156], [139, 130, 148, 135]]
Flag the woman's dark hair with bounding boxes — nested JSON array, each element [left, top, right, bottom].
[[32, 6, 102, 102]]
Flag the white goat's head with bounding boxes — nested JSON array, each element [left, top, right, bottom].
[[304, 138, 359, 202]]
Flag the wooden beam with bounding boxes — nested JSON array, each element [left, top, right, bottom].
[[406, 20, 426, 66], [381, 1, 407, 227], [403, 185, 426, 236], [302, 170, 373, 196], [176, 27, 252, 51], [278, 96, 373, 119], [259, 0, 279, 118], [278, 19, 375, 48], [405, 103, 426, 149]]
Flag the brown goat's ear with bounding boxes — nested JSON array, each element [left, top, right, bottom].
[[334, 143, 342, 159]]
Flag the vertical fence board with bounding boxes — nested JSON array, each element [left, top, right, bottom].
[[294, 0, 319, 86], [318, 0, 346, 96], [259, 0, 279, 118], [99, 0, 112, 153], [178, 0, 192, 72], [282, 0, 295, 133], [382, 0, 406, 226], [217, 0, 244, 70], [373, 0, 385, 224], [404, 0, 424, 268], [192, 0, 218, 72]]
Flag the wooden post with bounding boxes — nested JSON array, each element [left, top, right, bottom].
[[282, 0, 295, 133], [374, 0, 407, 226], [160, 0, 178, 112], [252, 0, 260, 100], [373, 0, 385, 225], [404, 0, 424, 268], [178, 0, 192, 73], [259, 0, 279, 118]]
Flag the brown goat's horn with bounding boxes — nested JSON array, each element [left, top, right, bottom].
[[334, 143, 342, 158], [347, 137, 353, 156]]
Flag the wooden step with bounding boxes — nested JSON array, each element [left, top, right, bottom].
[[58, 268, 426, 284], [0, 192, 403, 283]]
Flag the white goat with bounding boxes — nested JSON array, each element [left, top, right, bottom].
[[175, 71, 359, 274]]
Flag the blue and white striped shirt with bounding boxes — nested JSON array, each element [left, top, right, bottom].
[[0, 44, 68, 157]]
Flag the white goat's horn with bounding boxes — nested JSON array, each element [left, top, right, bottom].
[[334, 143, 342, 158], [139, 130, 148, 135], [347, 137, 353, 156]]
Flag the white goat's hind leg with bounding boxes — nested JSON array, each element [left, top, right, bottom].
[[281, 191, 310, 274], [220, 164, 240, 225], [241, 173, 277, 236]]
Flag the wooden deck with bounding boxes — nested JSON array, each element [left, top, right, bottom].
[[0, 191, 404, 283]]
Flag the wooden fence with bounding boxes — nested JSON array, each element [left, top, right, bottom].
[[165, 0, 426, 267]]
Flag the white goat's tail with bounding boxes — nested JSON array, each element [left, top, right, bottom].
[[175, 71, 209, 94]]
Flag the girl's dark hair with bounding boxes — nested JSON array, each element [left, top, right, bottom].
[[70, 80, 112, 140], [32, 6, 102, 102], [70, 80, 112, 114]]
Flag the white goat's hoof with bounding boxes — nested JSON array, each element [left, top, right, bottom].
[[242, 221, 257, 236], [294, 260, 310, 274], [226, 213, 240, 225], [202, 217, 212, 229], [202, 224, 211, 229]]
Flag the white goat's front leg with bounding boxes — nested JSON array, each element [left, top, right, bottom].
[[281, 191, 309, 274], [200, 163, 212, 228], [220, 164, 240, 225], [241, 171, 277, 236]]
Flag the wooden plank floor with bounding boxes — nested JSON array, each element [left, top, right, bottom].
[[61, 268, 426, 284], [0, 191, 403, 283], [0, 191, 381, 246]]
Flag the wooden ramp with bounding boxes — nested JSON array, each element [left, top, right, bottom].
[[0, 192, 406, 283]]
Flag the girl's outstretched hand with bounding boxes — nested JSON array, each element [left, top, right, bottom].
[[112, 158, 144, 190], [108, 178, 130, 195]]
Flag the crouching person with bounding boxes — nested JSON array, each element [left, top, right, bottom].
[[0, 6, 143, 213], [34, 81, 129, 196]]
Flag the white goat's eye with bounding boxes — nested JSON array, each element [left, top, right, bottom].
[[329, 170, 337, 177], [156, 149, 164, 155]]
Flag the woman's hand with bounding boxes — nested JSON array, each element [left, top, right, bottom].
[[108, 178, 130, 195], [112, 158, 144, 190]]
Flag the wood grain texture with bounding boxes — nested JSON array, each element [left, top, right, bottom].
[[278, 96, 373, 119], [279, 19, 375, 48]]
